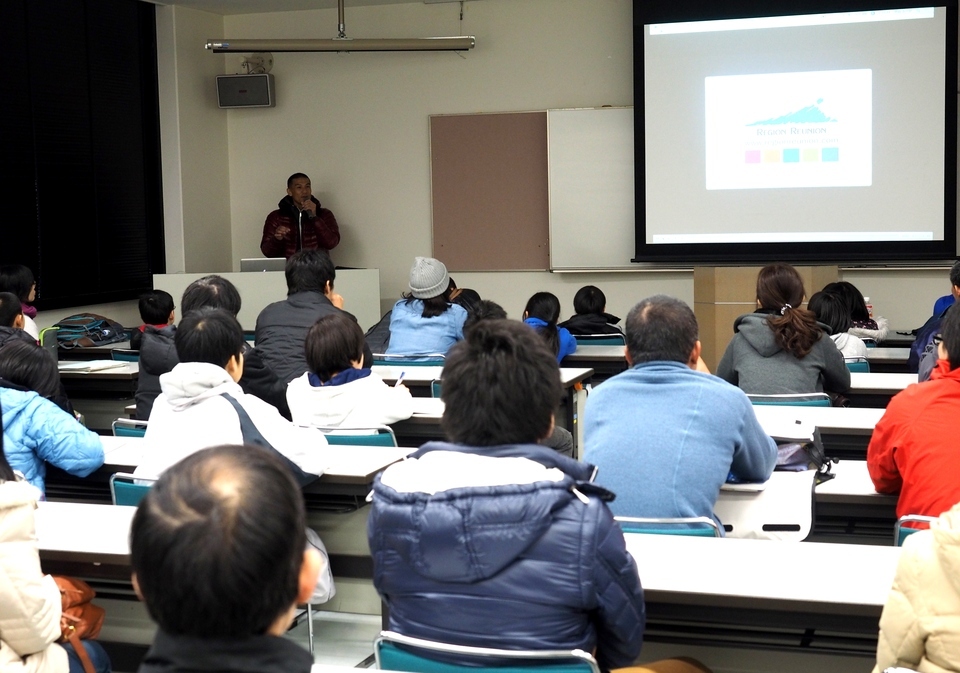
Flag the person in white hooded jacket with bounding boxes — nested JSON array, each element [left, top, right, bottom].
[[874, 502, 960, 673], [287, 313, 413, 430], [808, 291, 869, 359], [137, 310, 333, 481]]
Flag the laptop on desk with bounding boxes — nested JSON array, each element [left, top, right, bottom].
[[240, 257, 287, 272]]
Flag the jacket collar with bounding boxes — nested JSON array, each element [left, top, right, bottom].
[[930, 358, 960, 382], [140, 629, 313, 673], [411, 441, 598, 484]]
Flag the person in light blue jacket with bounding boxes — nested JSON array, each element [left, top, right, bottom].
[[584, 295, 777, 530], [386, 257, 467, 356], [522, 292, 576, 363], [0, 384, 103, 495]]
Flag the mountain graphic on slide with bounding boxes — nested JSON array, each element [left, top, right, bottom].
[[747, 99, 837, 126]]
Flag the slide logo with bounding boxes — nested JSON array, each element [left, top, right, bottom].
[[705, 69, 872, 190]]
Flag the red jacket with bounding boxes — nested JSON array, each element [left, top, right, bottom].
[[867, 359, 960, 519], [260, 196, 340, 258]]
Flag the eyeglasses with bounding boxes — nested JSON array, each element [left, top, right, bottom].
[[933, 334, 943, 346]]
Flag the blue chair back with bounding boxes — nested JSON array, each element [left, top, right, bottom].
[[747, 393, 831, 407], [375, 631, 600, 673], [112, 419, 148, 437], [844, 358, 870, 373], [615, 516, 722, 537], [373, 354, 446, 367], [895, 514, 938, 546], [573, 334, 625, 347], [110, 473, 153, 506], [323, 427, 398, 447], [111, 349, 140, 362], [431, 380, 442, 398]]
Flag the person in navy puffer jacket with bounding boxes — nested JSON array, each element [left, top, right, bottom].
[[368, 320, 710, 673]]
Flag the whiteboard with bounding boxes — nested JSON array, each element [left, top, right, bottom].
[[548, 107, 635, 270]]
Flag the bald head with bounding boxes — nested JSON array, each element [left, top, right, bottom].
[[625, 295, 699, 366]]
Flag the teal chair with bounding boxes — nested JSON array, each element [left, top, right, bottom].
[[321, 426, 398, 447], [573, 334, 625, 347], [375, 631, 601, 673], [747, 393, 831, 407], [895, 514, 938, 546], [614, 515, 722, 537], [373, 353, 446, 367], [111, 348, 140, 362], [844, 357, 870, 373], [431, 380, 442, 398], [112, 418, 148, 437], [110, 473, 154, 506], [863, 338, 878, 348]]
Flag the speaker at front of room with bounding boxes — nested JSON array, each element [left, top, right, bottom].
[[216, 74, 276, 108]]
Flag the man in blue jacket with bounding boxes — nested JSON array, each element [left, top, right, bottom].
[[584, 295, 777, 528], [368, 320, 708, 672]]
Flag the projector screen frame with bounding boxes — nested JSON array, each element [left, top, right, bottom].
[[633, 0, 959, 264]]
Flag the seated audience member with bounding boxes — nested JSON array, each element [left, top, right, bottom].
[[559, 285, 624, 336], [931, 260, 960, 318], [807, 291, 868, 359], [0, 376, 103, 496], [386, 257, 467, 356], [584, 296, 777, 524], [867, 305, 960, 520], [0, 292, 38, 349], [823, 280, 889, 343], [287, 313, 413, 429], [136, 309, 331, 482], [131, 290, 175, 350], [873, 502, 960, 673], [717, 264, 850, 396], [463, 299, 507, 333], [0, 437, 112, 673], [131, 445, 322, 673], [523, 292, 576, 363], [913, 260, 960, 380], [0, 341, 74, 414], [368, 320, 711, 673], [256, 249, 370, 383], [0, 265, 39, 340]]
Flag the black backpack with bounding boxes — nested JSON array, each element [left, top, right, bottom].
[[54, 313, 128, 349]]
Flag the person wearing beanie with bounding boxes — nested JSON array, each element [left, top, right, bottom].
[[385, 257, 467, 356]]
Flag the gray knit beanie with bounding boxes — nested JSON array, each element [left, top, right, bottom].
[[409, 257, 449, 299]]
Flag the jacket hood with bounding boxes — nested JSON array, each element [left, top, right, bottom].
[[159, 362, 240, 411], [0, 479, 42, 511], [733, 313, 783, 357], [372, 442, 602, 584], [932, 504, 960, 595]]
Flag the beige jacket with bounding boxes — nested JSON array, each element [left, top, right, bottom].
[[875, 503, 960, 673], [0, 481, 67, 673]]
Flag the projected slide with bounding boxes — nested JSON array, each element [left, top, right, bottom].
[[705, 69, 872, 190]]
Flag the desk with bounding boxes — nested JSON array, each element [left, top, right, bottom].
[[625, 533, 900, 654], [864, 347, 911, 373], [57, 361, 140, 432], [36, 501, 133, 579], [561, 345, 627, 381], [847, 372, 917, 408], [58, 341, 133, 361], [753, 405, 883, 460], [814, 460, 898, 542]]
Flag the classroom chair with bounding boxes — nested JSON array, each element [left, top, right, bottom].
[[573, 334, 625, 347], [374, 630, 601, 673], [39, 326, 59, 355], [747, 393, 831, 407], [431, 380, 442, 398], [112, 418, 149, 438], [243, 330, 256, 344], [895, 514, 939, 546], [373, 353, 446, 367], [111, 348, 140, 362], [863, 338, 878, 348], [109, 472, 154, 506], [319, 425, 398, 447], [614, 516, 721, 537], [844, 357, 870, 373]]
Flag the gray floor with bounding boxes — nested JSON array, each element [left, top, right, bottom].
[[286, 611, 382, 668]]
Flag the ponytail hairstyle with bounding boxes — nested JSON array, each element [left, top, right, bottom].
[[756, 264, 822, 359], [0, 398, 14, 483], [524, 292, 562, 357]]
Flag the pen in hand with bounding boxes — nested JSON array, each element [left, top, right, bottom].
[[394, 372, 406, 387]]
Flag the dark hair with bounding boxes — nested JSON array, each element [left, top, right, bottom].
[[573, 285, 606, 316], [624, 295, 698, 364], [0, 265, 35, 303], [286, 249, 336, 296], [463, 300, 508, 334], [0, 404, 13, 482], [0, 293, 23, 328], [524, 292, 562, 356], [181, 276, 242, 317], [287, 172, 310, 188], [305, 313, 365, 383], [807, 291, 851, 336], [822, 281, 871, 323], [0, 341, 61, 399], [940, 302, 960, 369], [950, 260, 960, 289], [139, 290, 175, 325], [175, 309, 244, 368], [757, 264, 822, 359], [441, 319, 561, 446], [402, 278, 457, 319], [130, 444, 307, 638], [452, 288, 482, 315]]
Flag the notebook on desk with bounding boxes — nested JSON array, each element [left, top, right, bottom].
[[57, 360, 127, 372]]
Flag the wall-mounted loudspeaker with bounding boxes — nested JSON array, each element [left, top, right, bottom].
[[216, 74, 275, 108]]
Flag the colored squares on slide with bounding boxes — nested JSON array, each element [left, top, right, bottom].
[[783, 149, 800, 163], [745, 150, 761, 163], [822, 147, 839, 162], [762, 150, 780, 163], [744, 147, 841, 164], [802, 148, 819, 162]]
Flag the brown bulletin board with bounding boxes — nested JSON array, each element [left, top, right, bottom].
[[430, 112, 549, 271]]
